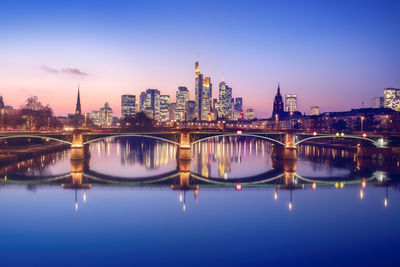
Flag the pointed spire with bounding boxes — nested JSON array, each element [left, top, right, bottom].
[[75, 84, 82, 115], [278, 83, 280, 93]]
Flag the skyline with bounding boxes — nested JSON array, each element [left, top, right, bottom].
[[1, 0, 400, 117]]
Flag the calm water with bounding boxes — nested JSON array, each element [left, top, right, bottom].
[[0, 136, 399, 266]]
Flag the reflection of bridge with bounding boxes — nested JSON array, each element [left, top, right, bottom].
[[0, 129, 394, 160]]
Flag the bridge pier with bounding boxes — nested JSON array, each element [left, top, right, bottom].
[[272, 133, 297, 160], [71, 131, 84, 148]]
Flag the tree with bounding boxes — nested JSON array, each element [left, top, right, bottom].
[[333, 119, 347, 131], [20, 96, 54, 130], [122, 112, 154, 130]]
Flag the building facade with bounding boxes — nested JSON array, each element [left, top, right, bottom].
[[186, 100, 196, 121], [272, 84, 284, 117], [121, 94, 136, 119], [310, 106, 319, 116], [218, 81, 233, 119], [176, 86, 189, 121], [285, 94, 297, 112], [159, 95, 170, 122], [383, 88, 400, 111]]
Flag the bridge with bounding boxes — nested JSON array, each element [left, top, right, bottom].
[[0, 129, 393, 161]]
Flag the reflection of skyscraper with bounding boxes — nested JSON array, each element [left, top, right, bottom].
[[159, 95, 170, 122], [121, 94, 136, 119], [176, 87, 189, 121]]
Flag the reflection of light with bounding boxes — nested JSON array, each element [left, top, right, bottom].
[[360, 189, 364, 200], [274, 189, 278, 200], [312, 183, 317, 190], [179, 192, 183, 202], [335, 182, 339, 188], [288, 202, 293, 211], [224, 173, 228, 179], [236, 184, 242, 191], [340, 182, 344, 188], [75, 202, 78, 211], [83, 190, 87, 203], [384, 198, 388, 207], [183, 203, 186, 212]]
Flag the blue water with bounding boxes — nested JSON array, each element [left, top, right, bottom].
[[0, 137, 399, 266]]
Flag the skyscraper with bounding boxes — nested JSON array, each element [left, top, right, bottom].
[[159, 95, 170, 122], [218, 81, 233, 119], [371, 97, 384, 108], [310, 106, 319, 116], [176, 86, 189, 121], [383, 88, 400, 111], [186, 100, 196, 121], [169, 103, 176, 122], [141, 89, 161, 120], [234, 97, 243, 120], [285, 94, 297, 112], [272, 84, 284, 117], [121, 94, 136, 119], [194, 59, 212, 120], [246, 108, 255, 120], [100, 102, 113, 127]]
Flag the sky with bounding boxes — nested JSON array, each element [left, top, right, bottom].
[[0, 0, 399, 117]]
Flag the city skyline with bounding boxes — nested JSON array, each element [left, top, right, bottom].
[[1, 0, 400, 117]]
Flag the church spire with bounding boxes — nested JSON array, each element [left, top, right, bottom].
[[75, 85, 82, 115], [277, 83, 280, 94]]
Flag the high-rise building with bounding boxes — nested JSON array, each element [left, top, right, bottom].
[[169, 103, 176, 122], [121, 94, 136, 119], [141, 89, 160, 120], [218, 81, 233, 119], [310, 106, 319, 116], [194, 59, 212, 120], [186, 100, 196, 121], [384, 88, 400, 111], [246, 108, 255, 120], [371, 96, 384, 109], [272, 84, 284, 117], [285, 94, 297, 112], [176, 86, 189, 121], [234, 97, 243, 120], [99, 102, 113, 127], [90, 110, 101, 126], [159, 95, 170, 122]]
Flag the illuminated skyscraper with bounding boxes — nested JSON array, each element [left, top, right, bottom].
[[285, 94, 297, 112], [310, 106, 319, 116], [194, 59, 212, 120], [99, 102, 113, 127], [186, 100, 196, 121], [246, 108, 255, 120], [384, 88, 400, 111], [218, 81, 233, 119], [141, 89, 160, 120], [121, 94, 136, 119], [272, 84, 284, 116], [234, 97, 243, 120], [176, 86, 189, 121], [159, 95, 170, 122]]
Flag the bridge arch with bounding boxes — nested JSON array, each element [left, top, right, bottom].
[[83, 134, 180, 146], [294, 134, 382, 147], [191, 133, 285, 146], [0, 135, 72, 145]]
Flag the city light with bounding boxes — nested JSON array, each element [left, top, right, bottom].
[[237, 130, 242, 135], [312, 182, 317, 190], [274, 189, 278, 200], [361, 179, 366, 189], [362, 133, 367, 138], [236, 184, 242, 191], [312, 131, 317, 136]]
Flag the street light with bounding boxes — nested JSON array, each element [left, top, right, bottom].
[[361, 116, 365, 132]]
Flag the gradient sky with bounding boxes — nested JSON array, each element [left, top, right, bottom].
[[1, 0, 399, 117]]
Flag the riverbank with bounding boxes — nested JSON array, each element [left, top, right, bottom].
[[0, 143, 70, 165]]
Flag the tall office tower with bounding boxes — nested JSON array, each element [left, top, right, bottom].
[[246, 108, 255, 120], [310, 106, 319, 116], [186, 100, 196, 121], [202, 77, 212, 120], [90, 110, 101, 126], [176, 86, 189, 121], [371, 97, 384, 108], [100, 102, 113, 127], [233, 97, 243, 120], [272, 84, 284, 116], [384, 88, 400, 111], [121, 94, 136, 119], [159, 95, 170, 122], [285, 94, 297, 112], [139, 92, 147, 112], [0, 95, 4, 109], [218, 81, 233, 119], [169, 103, 176, 121], [144, 89, 161, 120], [195, 59, 203, 120], [212, 98, 218, 119]]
